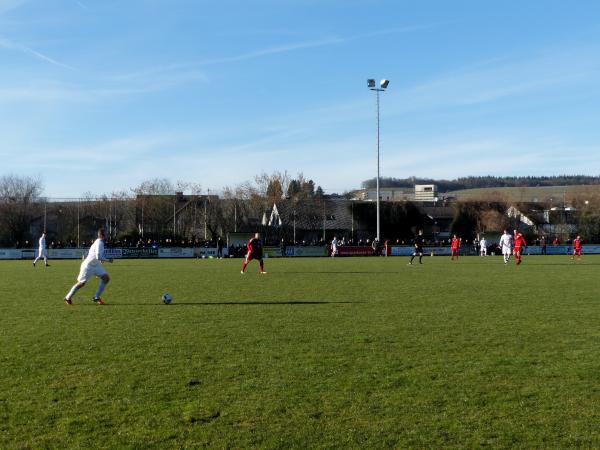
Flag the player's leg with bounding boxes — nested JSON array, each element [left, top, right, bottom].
[[65, 263, 91, 303], [89, 265, 109, 304], [241, 254, 251, 273], [93, 274, 109, 304], [418, 251, 423, 264], [65, 281, 86, 303], [259, 259, 266, 274], [409, 252, 415, 264]]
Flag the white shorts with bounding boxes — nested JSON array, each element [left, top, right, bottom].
[[77, 262, 108, 283], [38, 249, 47, 258], [502, 248, 512, 256]]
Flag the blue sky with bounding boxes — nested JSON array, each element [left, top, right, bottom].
[[1, 0, 600, 197]]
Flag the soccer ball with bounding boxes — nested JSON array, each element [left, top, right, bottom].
[[162, 293, 172, 305]]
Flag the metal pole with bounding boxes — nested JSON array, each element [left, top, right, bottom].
[[351, 201, 354, 242], [376, 88, 381, 242], [204, 195, 207, 240], [173, 202, 176, 239], [44, 203, 47, 231], [77, 200, 80, 248], [234, 202, 237, 233], [322, 200, 326, 242], [141, 199, 144, 238], [293, 213, 296, 244], [193, 197, 197, 237]]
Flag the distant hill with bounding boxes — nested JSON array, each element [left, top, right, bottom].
[[446, 185, 600, 203], [361, 176, 600, 192]]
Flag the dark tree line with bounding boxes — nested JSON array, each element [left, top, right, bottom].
[[362, 175, 600, 192]]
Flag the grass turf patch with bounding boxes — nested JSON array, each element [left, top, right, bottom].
[[1, 255, 600, 448]]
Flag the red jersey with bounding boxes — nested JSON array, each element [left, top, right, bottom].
[[247, 238, 263, 258], [451, 238, 461, 251], [514, 234, 526, 249], [574, 238, 582, 250]]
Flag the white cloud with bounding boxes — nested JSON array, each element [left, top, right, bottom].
[[0, 36, 75, 69]]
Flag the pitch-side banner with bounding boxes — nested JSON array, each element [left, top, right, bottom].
[[287, 246, 328, 257], [193, 247, 228, 258], [263, 246, 284, 258], [337, 246, 375, 256], [0, 249, 23, 259], [159, 248, 194, 258], [49, 249, 86, 259]]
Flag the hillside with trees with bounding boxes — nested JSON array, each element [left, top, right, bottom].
[[362, 176, 600, 192]]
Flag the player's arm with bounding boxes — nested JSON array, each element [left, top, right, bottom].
[[97, 241, 113, 263]]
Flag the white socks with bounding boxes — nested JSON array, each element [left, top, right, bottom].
[[94, 280, 107, 299], [66, 283, 82, 300]]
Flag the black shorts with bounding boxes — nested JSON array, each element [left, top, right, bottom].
[[413, 247, 424, 255]]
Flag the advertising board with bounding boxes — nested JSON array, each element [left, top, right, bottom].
[[48, 249, 86, 259], [122, 248, 158, 258], [193, 247, 228, 258], [159, 248, 195, 258], [288, 246, 328, 257], [0, 249, 23, 259], [337, 246, 375, 256]]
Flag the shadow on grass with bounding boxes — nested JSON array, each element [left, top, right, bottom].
[[279, 271, 399, 274], [105, 300, 357, 306]]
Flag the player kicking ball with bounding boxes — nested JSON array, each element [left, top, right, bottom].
[[64, 228, 113, 305], [241, 233, 267, 274]]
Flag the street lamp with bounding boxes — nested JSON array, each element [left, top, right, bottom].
[[367, 78, 389, 242]]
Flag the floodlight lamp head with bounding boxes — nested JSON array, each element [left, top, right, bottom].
[[367, 79, 376, 88], [380, 79, 390, 89]]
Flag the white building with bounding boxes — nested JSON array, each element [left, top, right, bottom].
[[353, 184, 439, 203], [414, 185, 438, 202]]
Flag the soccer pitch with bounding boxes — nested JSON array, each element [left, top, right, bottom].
[[2, 256, 600, 449]]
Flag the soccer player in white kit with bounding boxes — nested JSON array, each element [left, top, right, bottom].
[[479, 236, 487, 256], [32, 232, 49, 267], [498, 230, 513, 264], [64, 228, 113, 305], [331, 236, 339, 257]]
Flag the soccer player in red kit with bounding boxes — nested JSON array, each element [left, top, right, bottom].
[[241, 233, 267, 274], [513, 230, 527, 265], [572, 235, 582, 260], [450, 235, 461, 260]]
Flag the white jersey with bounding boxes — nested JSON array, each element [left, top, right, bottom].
[[332, 238, 338, 249], [39, 236, 46, 251], [499, 233, 513, 251], [84, 238, 106, 266], [480, 239, 487, 249]]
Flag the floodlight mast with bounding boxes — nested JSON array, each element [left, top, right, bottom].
[[367, 78, 389, 242]]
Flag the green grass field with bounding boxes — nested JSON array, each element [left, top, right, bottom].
[[2, 255, 600, 449]]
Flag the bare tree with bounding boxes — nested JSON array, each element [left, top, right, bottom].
[[0, 175, 43, 246]]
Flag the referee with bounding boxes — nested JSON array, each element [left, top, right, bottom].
[[408, 230, 425, 265]]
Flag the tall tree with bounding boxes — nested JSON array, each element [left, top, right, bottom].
[[0, 175, 43, 246]]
